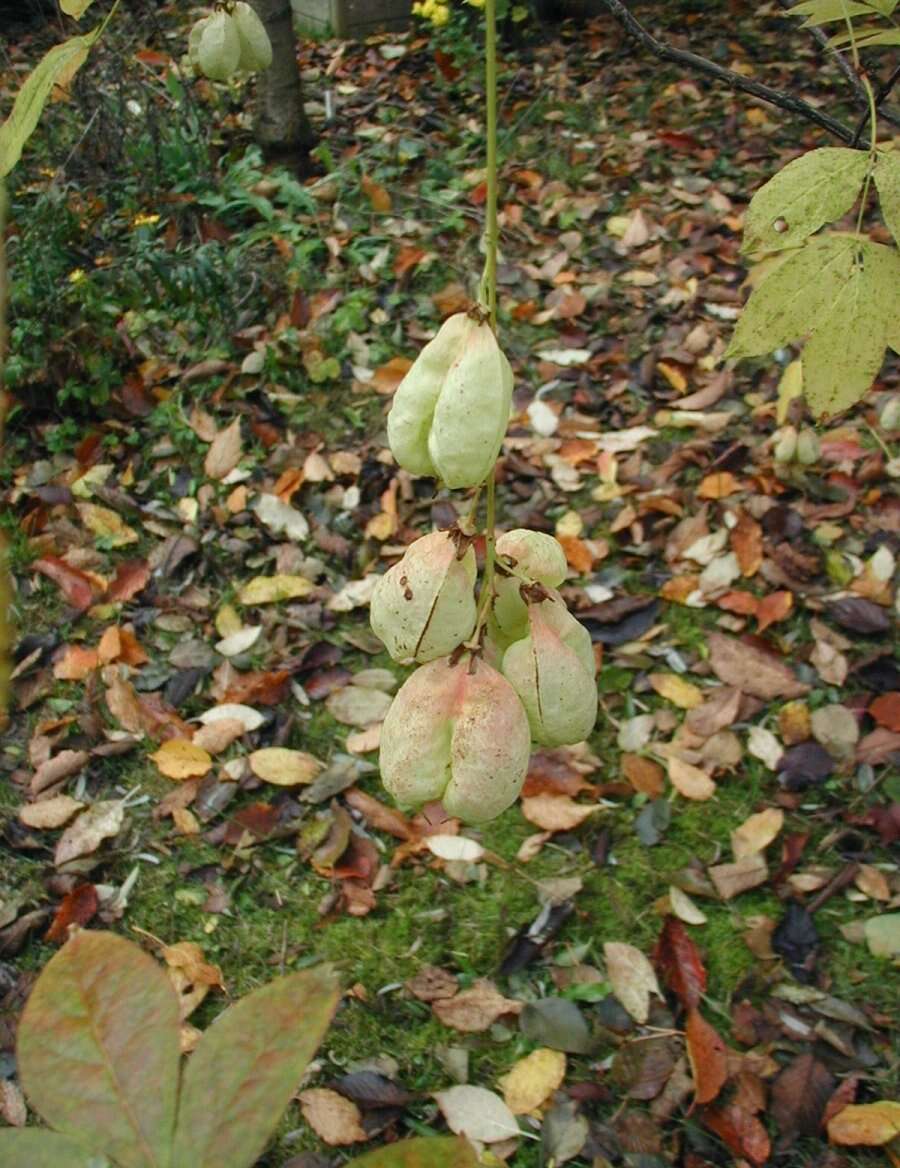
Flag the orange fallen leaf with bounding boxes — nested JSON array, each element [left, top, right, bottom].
[[698, 472, 739, 499], [150, 739, 212, 781], [667, 756, 716, 800], [53, 645, 100, 681], [756, 590, 793, 633], [827, 1101, 900, 1147]]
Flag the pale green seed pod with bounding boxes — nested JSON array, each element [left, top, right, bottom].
[[379, 656, 531, 823], [795, 428, 820, 466], [233, 1, 273, 71], [879, 397, 900, 431], [502, 596, 597, 747], [387, 312, 513, 489], [773, 425, 798, 464], [198, 11, 241, 82], [370, 531, 477, 663], [492, 529, 569, 646], [188, 16, 210, 68]]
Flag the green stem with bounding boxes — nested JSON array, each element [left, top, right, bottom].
[[474, 0, 499, 635], [854, 74, 878, 236]]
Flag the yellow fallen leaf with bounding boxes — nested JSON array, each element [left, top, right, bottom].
[[731, 807, 784, 859], [499, 1048, 566, 1115], [827, 1101, 900, 1147], [215, 603, 243, 637], [248, 747, 322, 786], [238, 575, 313, 605], [649, 673, 704, 709], [150, 739, 212, 781], [667, 756, 716, 800], [76, 502, 138, 547]]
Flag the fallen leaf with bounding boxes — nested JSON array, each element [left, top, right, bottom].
[[499, 1048, 566, 1115], [652, 916, 708, 1010], [53, 645, 100, 680], [519, 998, 592, 1053], [667, 756, 716, 800], [604, 941, 661, 1023], [621, 754, 665, 797], [238, 575, 313, 605], [204, 417, 243, 480], [326, 686, 393, 727], [406, 965, 458, 1002], [30, 749, 90, 796], [215, 626, 263, 657], [434, 1085, 519, 1143], [298, 1088, 366, 1146], [76, 502, 138, 546], [19, 795, 85, 829], [197, 703, 265, 731], [709, 854, 768, 899], [708, 633, 808, 700], [45, 884, 99, 944], [685, 1008, 729, 1104], [870, 692, 900, 733], [703, 1101, 771, 1166], [827, 1101, 900, 1147], [864, 914, 900, 957], [192, 718, 246, 755], [432, 979, 521, 1033], [520, 795, 597, 832], [248, 748, 322, 787], [649, 673, 704, 709], [150, 739, 213, 781], [33, 556, 96, 610], [730, 511, 763, 576], [425, 835, 485, 863], [770, 1053, 835, 1142], [667, 886, 708, 925], [54, 800, 125, 865], [731, 808, 784, 859], [756, 590, 793, 633]]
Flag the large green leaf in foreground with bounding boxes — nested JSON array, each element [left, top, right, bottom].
[[172, 965, 340, 1168], [345, 1137, 479, 1168], [874, 150, 900, 248], [0, 1129, 110, 1168], [16, 931, 181, 1168]]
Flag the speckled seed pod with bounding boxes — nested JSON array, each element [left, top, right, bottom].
[[502, 597, 597, 747], [370, 531, 477, 663], [233, 1, 273, 71], [387, 312, 513, 489], [197, 10, 241, 81], [491, 529, 568, 646], [379, 656, 531, 823]]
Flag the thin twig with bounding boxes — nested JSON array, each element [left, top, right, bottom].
[[776, 0, 869, 108], [852, 60, 900, 145], [598, 0, 855, 144]]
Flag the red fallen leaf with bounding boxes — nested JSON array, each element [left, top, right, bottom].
[[717, 590, 759, 617], [730, 510, 763, 577], [222, 669, 291, 707], [289, 288, 311, 329], [658, 129, 703, 153], [822, 1075, 859, 1127], [685, 1008, 729, 1105], [770, 1053, 835, 1142], [331, 834, 379, 883], [33, 556, 96, 611], [371, 356, 414, 395], [468, 180, 487, 206], [870, 692, 900, 733], [223, 803, 279, 845], [106, 560, 150, 603], [393, 246, 426, 279], [434, 48, 461, 81], [45, 884, 99, 944], [756, 590, 794, 634], [653, 916, 707, 1010], [848, 803, 900, 845], [702, 1101, 771, 1166], [304, 667, 354, 700]]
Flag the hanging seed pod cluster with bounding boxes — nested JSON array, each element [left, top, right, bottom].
[[188, 2, 272, 82], [371, 315, 598, 823]]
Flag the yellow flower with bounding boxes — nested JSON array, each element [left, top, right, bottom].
[[467, 0, 485, 7], [431, 3, 450, 24], [68, 268, 87, 285], [131, 212, 161, 228]]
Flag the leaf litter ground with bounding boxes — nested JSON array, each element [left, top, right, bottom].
[[1, 3, 899, 1165]]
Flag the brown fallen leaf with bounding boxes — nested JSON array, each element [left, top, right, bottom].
[[707, 633, 808, 701], [520, 794, 597, 832], [770, 1053, 835, 1143], [192, 717, 246, 755], [53, 645, 100, 681], [54, 800, 125, 866], [431, 978, 522, 1032], [30, 750, 90, 797], [604, 942, 661, 1024], [204, 416, 243, 480], [298, 1088, 367, 1146], [730, 510, 763, 577], [19, 794, 85, 830], [406, 965, 459, 1002], [33, 556, 97, 611], [248, 747, 322, 786], [709, 854, 768, 900], [667, 756, 716, 801], [685, 686, 742, 738], [45, 884, 99, 944], [685, 1008, 729, 1105], [621, 754, 665, 797], [731, 808, 784, 859]]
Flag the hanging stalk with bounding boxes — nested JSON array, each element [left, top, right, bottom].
[[0, 180, 9, 722], [475, 0, 500, 633]]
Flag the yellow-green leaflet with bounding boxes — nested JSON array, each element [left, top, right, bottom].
[[801, 242, 900, 417], [741, 148, 869, 254], [874, 151, 900, 248], [788, 0, 883, 24], [827, 27, 900, 47], [0, 29, 98, 176], [60, 0, 96, 17]]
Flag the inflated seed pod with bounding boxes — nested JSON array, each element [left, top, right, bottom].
[[773, 425, 798, 464], [370, 531, 477, 663], [379, 656, 531, 823], [795, 428, 820, 466], [880, 397, 900, 431], [233, 1, 273, 71], [387, 312, 513, 489], [197, 10, 241, 81], [188, 15, 211, 68], [491, 529, 569, 646], [502, 596, 597, 747]]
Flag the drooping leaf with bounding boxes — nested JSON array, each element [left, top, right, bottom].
[[788, 0, 882, 22], [742, 148, 869, 254], [874, 151, 900, 247], [801, 239, 900, 416], [61, 0, 97, 14], [727, 235, 857, 360], [17, 931, 181, 1168], [0, 30, 99, 176], [827, 26, 900, 47], [172, 965, 340, 1168], [343, 1137, 478, 1168], [0, 1129, 110, 1168]]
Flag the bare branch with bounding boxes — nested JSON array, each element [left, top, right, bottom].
[[598, 0, 855, 145], [776, 0, 869, 107]]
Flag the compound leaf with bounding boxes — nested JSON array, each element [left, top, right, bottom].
[[0, 1130, 110, 1168], [874, 151, 900, 246], [742, 148, 869, 253], [789, 0, 882, 23], [16, 931, 181, 1168], [727, 234, 857, 360], [827, 26, 900, 46], [801, 240, 900, 417], [343, 1137, 479, 1168], [0, 29, 98, 176], [172, 965, 340, 1168]]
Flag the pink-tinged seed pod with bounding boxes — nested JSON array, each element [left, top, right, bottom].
[[502, 597, 597, 747], [370, 531, 477, 663], [387, 313, 513, 488], [492, 530, 569, 645], [379, 657, 531, 823]]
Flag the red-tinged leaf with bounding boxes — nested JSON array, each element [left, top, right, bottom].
[[221, 669, 291, 707], [0, 1129, 105, 1167], [45, 884, 99, 944], [653, 916, 707, 1009], [344, 1136, 478, 1168], [17, 931, 181, 1168], [344, 787, 415, 841], [730, 510, 763, 577], [658, 130, 703, 153], [770, 1053, 835, 1142], [33, 556, 95, 610], [361, 174, 392, 213], [106, 560, 150, 603], [685, 1008, 729, 1105], [756, 590, 793, 633], [717, 591, 759, 617], [702, 1101, 771, 1166], [433, 49, 461, 81], [870, 692, 900, 733], [172, 965, 340, 1168]]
